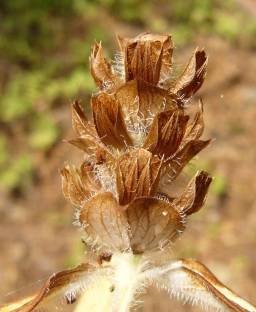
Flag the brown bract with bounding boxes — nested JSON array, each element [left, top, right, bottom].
[[173, 171, 212, 216], [71, 101, 96, 137], [79, 192, 130, 255], [61, 163, 101, 206], [115, 80, 177, 126], [117, 33, 173, 86], [171, 49, 208, 101], [91, 92, 132, 148], [144, 108, 189, 157], [68, 102, 114, 164], [126, 196, 185, 253], [116, 149, 162, 205], [90, 42, 121, 92]]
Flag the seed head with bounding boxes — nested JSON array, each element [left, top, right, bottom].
[[61, 33, 211, 257]]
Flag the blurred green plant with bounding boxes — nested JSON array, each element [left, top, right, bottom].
[[0, 154, 34, 191], [29, 114, 59, 150], [211, 174, 228, 198], [64, 239, 86, 268], [0, 135, 8, 166], [168, 0, 256, 45], [0, 72, 46, 122]]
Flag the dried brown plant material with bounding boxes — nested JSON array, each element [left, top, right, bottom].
[[79, 192, 130, 254], [61, 166, 88, 206], [91, 92, 132, 148], [172, 49, 208, 101], [115, 81, 177, 132], [117, 33, 173, 85], [9, 263, 99, 312], [127, 197, 185, 253], [3, 33, 255, 312], [90, 43, 120, 91], [163, 138, 212, 182], [181, 99, 204, 143], [173, 170, 212, 216], [71, 101, 96, 137], [61, 163, 101, 206], [116, 149, 162, 205], [144, 108, 189, 157]]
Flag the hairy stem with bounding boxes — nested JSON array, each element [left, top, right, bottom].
[[74, 253, 144, 312], [111, 253, 144, 312]]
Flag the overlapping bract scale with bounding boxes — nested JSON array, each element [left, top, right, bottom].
[[91, 92, 132, 148], [117, 33, 173, 86], [116, 149, 162, 205]]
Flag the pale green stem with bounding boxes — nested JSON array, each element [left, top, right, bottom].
[[111, 253, 144, 312], [74, 275, 113, 312], [74, 253, 144, 312]]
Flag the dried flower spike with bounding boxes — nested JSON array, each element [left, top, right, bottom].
[[2, 33, 255, 312]]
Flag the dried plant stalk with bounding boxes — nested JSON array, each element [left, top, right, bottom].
[[1, 33, 255, 312]]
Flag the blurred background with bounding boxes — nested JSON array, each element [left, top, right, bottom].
[[0, 0, 256, 311]]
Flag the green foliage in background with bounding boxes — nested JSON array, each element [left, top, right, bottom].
[[0, 153, 34, 191], [0, 0, 255, 192]]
